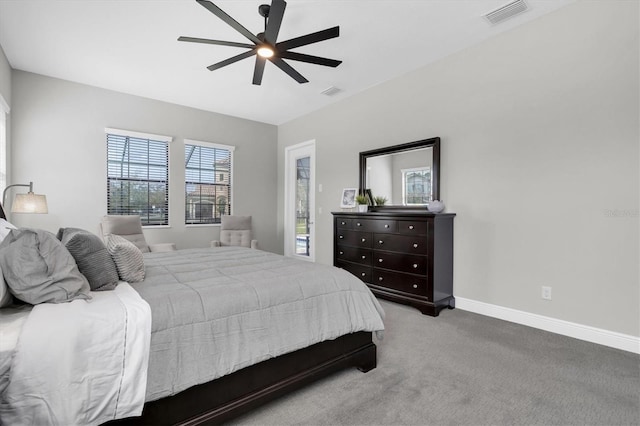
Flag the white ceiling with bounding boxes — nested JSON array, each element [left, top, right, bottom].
[[0, 0, 573, 125]]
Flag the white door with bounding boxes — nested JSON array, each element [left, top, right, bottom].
[[284, 141, 315, 261]]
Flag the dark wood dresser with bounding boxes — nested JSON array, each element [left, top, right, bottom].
[[332, 211, 455, 316]]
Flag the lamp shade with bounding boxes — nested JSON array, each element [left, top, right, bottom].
[[11, 192, 48, 214]]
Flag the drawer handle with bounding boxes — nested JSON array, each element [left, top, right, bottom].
[[339, 235, 344, 239], [356, 222, 362, 227], [361, 272, 366, 277], [361, 238, 367, 242], [361, 255, 366, 259], [413, 243, 418, 248], [339, 251, 344, 255], [413, 284, 418, 289], [378, 240, 384, 245], [378, 277, 383, 282], [413, 263, 418, 269], [378, 259, 383, 263], [341, 221, 346, 225], [408, 225, 414, 230], [384, 224, 389, 228]]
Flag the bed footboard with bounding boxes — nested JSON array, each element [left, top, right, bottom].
[[108, 331, 376, 426]]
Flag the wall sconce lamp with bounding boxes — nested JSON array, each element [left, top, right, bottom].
[[2, 182, 48, 214]]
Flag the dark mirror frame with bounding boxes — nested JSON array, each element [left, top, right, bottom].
[[359, 137, 440, 211]]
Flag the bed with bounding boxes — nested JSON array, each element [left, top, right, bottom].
[[0, 207, 384, 425]]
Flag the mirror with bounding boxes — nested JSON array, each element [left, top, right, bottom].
[[359, 137, 440, 209]]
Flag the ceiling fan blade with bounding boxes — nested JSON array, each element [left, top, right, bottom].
[[269, 58, 308, 84], [196, 0, 261, 45], [252, 57, 267, 85], [276, 26, 340, 51], [207, 50, 257, 71], [279, 51, 342, 68], [264, 0, 286, 45], [178, 36, 255, 49]]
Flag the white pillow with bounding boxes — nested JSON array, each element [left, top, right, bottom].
[[0, 219, 17, 244]]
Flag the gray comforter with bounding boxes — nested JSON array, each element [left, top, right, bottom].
[[135, 246, 385, 402]]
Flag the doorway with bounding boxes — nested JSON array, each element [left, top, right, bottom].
[[284, 141, 315, 261]]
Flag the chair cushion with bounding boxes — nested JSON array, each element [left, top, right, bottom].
[[100, 215, 150, 253], [221, 215, 252, 230], [149, 243, 177, 253], [220, 230, 252, 248]]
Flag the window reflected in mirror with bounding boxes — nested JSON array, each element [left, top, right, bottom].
[[363, 143, 436, 206]]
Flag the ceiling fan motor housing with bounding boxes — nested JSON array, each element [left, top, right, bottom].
[[259, 4, 271, 18]]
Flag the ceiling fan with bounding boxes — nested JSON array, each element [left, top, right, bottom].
[[179, 0, 342, 85]]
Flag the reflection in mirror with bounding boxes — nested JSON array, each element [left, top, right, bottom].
[[359, 137, 440, 210], [366, 147, 432, 205]]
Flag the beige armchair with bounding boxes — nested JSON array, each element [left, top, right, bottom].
[[100, 215, 176, 252], [211, 215, 258, 249]]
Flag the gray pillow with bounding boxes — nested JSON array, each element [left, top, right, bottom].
[[0, 228, 91, 304], [106, 234, 145, 283], [57, 228, 119, 291], [0, 264, 13, 307]]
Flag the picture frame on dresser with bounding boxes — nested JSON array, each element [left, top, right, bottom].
[[340, 188, 357, 208]]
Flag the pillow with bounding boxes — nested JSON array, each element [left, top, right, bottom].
[[0, 219, 17, 244], [0, 264, 13, 308], [0, 228, 91, 304], [106, 234, 145, 283], [57, 228, 119, 291]]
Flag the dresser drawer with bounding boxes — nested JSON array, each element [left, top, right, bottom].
[[336, 230, 372, 248], [336, 261, 372, 283], [352, 218, 397, 233], [374, 233, 428, 255], [372, 269, 429, 298], [373, 252, 427, 275], [336, 246, 372, 265], [398, 220, 428, 236]]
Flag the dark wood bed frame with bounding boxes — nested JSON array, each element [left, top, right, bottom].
[[110, 331, 376, 425]]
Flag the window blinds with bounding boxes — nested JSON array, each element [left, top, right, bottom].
[[184, 143, 232, 224], [107, 133, 169, 226]]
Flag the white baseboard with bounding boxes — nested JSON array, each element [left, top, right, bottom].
[[455, 297, 640, 354]]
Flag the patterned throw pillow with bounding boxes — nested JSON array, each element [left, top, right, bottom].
[[105, 234, 145, 283], [57, 228, 119, 291]]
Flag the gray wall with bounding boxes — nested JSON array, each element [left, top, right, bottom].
[[278, 1, 639, 336], [10, 71, 280, 253], [0, 45, 11, 194], [0, 45, 10, 106]]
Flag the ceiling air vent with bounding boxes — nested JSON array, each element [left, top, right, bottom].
[[320, 86, 342, 96], [483, 0, 529, 25]]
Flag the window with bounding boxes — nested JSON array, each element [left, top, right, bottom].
[[184, 140, 234, 225], [402, 167, 431, 205], [106, 128, 171, 226]]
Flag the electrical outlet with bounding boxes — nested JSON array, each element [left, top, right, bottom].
[[541, 286, 552, 300]]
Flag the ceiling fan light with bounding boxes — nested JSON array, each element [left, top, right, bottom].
[[257, 46, 274, 58]]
